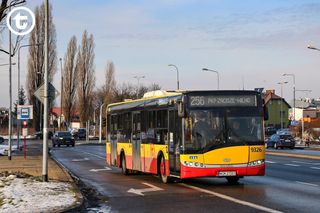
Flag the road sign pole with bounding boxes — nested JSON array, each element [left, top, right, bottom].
[[23, 120, 27, 159]]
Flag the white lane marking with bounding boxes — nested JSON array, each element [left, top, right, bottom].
[[180, 183, 283, 213], [266, 161, 276, 164], [72, 157, 89, 162], [292, 161, 320, 165], [90, 167, 112, 172], [76, 150, 106, 160], [296, 181, 319, 187], [128, 182, 163, 196], [310, 167, 320, 170], [284, 164, 300, 167]]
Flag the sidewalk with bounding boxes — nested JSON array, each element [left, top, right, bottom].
[[0, 140, 83, 212]]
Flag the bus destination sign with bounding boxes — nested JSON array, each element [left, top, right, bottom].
[[189, 95, 257, 107]]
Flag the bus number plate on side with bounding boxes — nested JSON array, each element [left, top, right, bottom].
[[218, 171, 236, 176]]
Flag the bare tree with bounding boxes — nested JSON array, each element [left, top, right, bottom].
[[62, 36, 77, 126], [77, 30, 95, 127], [104, 61, 116, 104], [26, 3, 57, 131]]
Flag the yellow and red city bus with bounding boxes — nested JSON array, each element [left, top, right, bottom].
[[106, 90, 266, 183]]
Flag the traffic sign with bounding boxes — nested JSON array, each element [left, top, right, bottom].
[[17, 105, 33, 120], [34, 82, 60, 104]]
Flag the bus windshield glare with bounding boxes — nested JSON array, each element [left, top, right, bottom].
[[184, 110, 263, 153]]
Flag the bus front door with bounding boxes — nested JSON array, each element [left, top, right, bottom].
[[169, 110, 181, 175], [132, 112, 141, 171]]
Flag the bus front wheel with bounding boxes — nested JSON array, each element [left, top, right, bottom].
[[226, 177, 240, 184], [121, 153, 128, 175]]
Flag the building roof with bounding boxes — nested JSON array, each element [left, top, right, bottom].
[[51, 107, 62, 116], [263, 89, 291, 108]]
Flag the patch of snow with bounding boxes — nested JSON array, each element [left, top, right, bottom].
[[0, 176, 77, 213], [0, 145, 17, 156]]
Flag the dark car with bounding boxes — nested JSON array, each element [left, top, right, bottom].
[[52, 131, 75, 147], [35, 130, 53, 139], [265, 127, 276, 137], [266, 133, 295, 149], [74, 128, 86, 140]]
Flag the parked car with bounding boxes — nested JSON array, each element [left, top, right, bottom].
[[266, 133, 295, 149], [52, 131, 75, 147], [72, 128, 87, 140], [35, 130, 53, 139]]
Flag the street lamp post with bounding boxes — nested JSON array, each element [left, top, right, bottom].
[[8, 1, 13, 160], [168, 64, 179, 90], [99, 103, 106, 144], [133, 75, 145, 98], [59, 58, 63, 130], [17, 43, 42, 149], [202, 68, 220, 90], [42, 0, 49, 182], [283, 73, 295, 122], [278, 81, 288, 129]]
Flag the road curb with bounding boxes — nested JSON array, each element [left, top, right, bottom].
[[49, 151, 85, 212], [266, 151, 320, 160]]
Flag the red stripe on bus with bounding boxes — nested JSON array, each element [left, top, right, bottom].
[[180, 164, 265, 179]]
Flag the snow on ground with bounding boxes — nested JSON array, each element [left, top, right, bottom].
[[0, 175, 77, 213], [0, 145, 17, 155]]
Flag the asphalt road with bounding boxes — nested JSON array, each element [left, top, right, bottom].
[[50, 144, 320, 213]]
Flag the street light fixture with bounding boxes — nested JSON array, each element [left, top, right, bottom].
[[307, 45, 320, 51], [278, 81, 288, 129], [202, 68, 220, 90], [282, 73, 295, 121], [0, 62, 16, 66], [168, 64, 179, 90]]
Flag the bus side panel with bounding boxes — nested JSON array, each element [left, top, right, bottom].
[[106, 142, 111, 165], [117, 142, 133, 170], [143, 144, 168, 175]]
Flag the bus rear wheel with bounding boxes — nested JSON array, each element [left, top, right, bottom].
[[121, 154, 128, 175], [159, 155, 170, 183], [226, 177, 240, 184]]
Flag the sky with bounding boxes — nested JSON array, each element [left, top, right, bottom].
[[0, 0, 319, 107]]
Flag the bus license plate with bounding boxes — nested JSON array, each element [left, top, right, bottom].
[[218, 171, 236, 176]]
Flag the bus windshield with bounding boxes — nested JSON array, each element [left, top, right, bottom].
[[184, 110, 263, 153]]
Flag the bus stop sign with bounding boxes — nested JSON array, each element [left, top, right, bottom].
[[17, 105, 33, 120]]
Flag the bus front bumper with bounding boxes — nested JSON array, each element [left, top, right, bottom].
[[180, 163, 265, 179]]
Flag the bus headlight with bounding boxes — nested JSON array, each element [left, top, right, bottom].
[[183, 161, 204, 168], [248, 160, 264, 167]]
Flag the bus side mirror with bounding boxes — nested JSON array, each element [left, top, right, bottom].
[[177, 101, 185, 117]]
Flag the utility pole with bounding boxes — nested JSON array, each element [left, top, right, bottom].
[[8, 2, 13, 160], [42, 0, 49, 182]]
